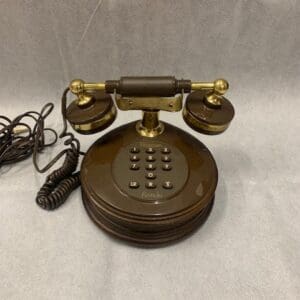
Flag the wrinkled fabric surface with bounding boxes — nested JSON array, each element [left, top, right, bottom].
[[0, 1, 299, 299]]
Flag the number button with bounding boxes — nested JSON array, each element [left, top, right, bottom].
[[146, 163, 156, 170], [146, 147, 155, 154], [162, 163, 172, 171], [130, 155, 140, 162], [163, 181, 173, 189], [146, 172, 156, 179], [162, 147, 171, 154], [130, 163, 140, 170], [162, 155, 171, 162], [146, 155, 155, 162], [146, 182, 156, 189], [130, 147, 140, 153], [129, 181, 139, 189]]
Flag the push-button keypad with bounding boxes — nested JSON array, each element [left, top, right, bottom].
[[113, 142, 188, 202]]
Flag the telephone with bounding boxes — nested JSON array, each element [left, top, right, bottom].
[[61, 76, 235, 245], [0, 76, 234, 246]]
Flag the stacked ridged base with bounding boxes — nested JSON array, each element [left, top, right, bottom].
[[80, 121, 218, 246], [83, 192, 214, 245]]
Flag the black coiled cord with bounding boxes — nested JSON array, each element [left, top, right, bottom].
[[0, 88, 82, 210], [35, 149, 80, 210]]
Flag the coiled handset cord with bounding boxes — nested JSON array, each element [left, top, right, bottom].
[[0, 88, 82, 210]]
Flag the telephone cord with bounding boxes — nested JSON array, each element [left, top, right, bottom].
[[0, 88, 82, 210]]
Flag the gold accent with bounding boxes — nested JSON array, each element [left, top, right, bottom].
[[136, 111, 164, 138], [116, 94, 183, 112], [205, 94, 222, 107], [70, 79, 85, 94], [69, 79, 106, 107], [182, 107, 229, 134], [69, 79, 106, 94], [142, 111, 159, 129], [191, 79, 229, 108], [191, 79, 229, 94], [77, 94, 94, 107], [213, 79, 229, 95], [191, 82, 215, 90], [71, 106, 117, 133], [83, 82, 106, 90]]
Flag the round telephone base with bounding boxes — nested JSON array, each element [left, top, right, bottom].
[[83, 192, 214, 246], [81, 121, 218, 246]]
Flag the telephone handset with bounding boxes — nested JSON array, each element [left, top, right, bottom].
[[60, 76, 234, 245]]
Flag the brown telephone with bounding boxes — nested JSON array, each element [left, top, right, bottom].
[[0, 76, 233, 245], [56, 76, 234, 245]]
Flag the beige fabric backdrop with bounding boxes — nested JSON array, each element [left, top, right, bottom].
[[0, 0, 299, 299]]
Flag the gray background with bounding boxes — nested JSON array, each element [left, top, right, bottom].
[[0, 0, 299, 299]]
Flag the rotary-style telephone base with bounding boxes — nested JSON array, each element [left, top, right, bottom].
[[80, 121, 217, 245]]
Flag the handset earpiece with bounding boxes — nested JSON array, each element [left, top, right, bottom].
[[66, 79, 117, 135], [183, 79, 234, 135]]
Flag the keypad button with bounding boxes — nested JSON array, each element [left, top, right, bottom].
[[129, 181, 139, 189], [130, 155, 140, 162], [146, 172, 156, 179], [146, 163, 156, 170], [162, 155, 171, 162], [146, 181, 156, 189], [162, 163, 172, 171], [146, 147, 155, 154], [130, 163, 140, 170], [163, 181, 173, 189], [130, 147, 140, 153], [146, 155, 155, 162], [162, 147, 171, 154]]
